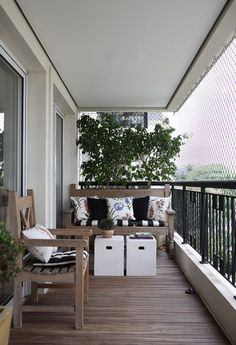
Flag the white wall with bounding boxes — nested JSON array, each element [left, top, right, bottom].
[[63, 114, 77, 212], [27, 72, 47, 224], [0, 0, 78, 226]]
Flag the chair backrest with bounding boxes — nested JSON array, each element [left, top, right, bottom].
[[8, 189, 36, 241]]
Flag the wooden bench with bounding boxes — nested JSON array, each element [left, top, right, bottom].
[[65, 184, 175, 258]]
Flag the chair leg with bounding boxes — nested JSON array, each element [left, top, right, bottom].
[[84, 265, 89, 304], [30, 282, 38, 303], [166, 234, 169, 252], [169, 239, 174, 258], [75, 248, 84, 330], [13, 276, 22, 328]]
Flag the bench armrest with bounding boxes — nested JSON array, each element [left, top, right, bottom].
[[64, 208, 75, 228], [166, 208, 176, 215]]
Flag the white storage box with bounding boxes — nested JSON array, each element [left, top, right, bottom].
[[126, 236, 157, 276], [94, 235, 124, 276]]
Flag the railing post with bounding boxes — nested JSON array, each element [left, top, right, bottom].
[[182, 186, 187, 244], [200, 188, 208, 263], [232, 197, 236, 287]]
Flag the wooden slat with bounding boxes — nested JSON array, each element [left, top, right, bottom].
[[31, 266, 44, 274], [59, 266, 70, 274], [37, 283, 74, 289], [16, 196, 33, 211], [22, 271, 74, 282], [9, 250, 230, 345], [22, 238, 88, 247], [60, 225, 169, 236], [49, 228, 92, 236], [22, 305, 74, 313], [70, 184, 167, 198], [90, 226, 169, 236], [23, 263, 34, 272]]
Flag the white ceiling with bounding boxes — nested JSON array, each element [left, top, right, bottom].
[[16, 0, 234, 111]]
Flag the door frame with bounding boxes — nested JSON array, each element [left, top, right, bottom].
[[0, 41, 27, 195], [53, 105, 64, 227]]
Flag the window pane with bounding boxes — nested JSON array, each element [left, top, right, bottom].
[[0, 55, 24, 304]]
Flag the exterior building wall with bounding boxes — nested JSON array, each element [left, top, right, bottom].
[[0, 0, 78, 226]]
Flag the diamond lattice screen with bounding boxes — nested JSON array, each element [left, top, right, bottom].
[[169, 38, 236, 181]]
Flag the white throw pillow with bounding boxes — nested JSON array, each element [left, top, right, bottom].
[[70, 196, 90, 222], [22, 224, 54, 263], [106, 197, 135, 220], [147, 196, 171, 222]]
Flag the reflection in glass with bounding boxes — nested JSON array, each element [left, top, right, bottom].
[[0, 55, 23, 304]]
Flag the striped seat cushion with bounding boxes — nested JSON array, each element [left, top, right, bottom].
[[32, 250, 89, 267], [135, 220, 164, 227], [74, 219, 165, 227]]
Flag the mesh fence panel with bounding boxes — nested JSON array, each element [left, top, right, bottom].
[[169, 38, 236, 181]]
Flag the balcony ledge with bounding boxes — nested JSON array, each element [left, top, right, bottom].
[[174, 233, 236, 345]]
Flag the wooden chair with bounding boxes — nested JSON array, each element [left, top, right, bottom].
[[8, 190, 92, 329]]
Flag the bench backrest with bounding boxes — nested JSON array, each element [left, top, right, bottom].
[[69, 184, 171, 198]]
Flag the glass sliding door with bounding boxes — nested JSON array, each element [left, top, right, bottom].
[[0, 51, 25, 304]]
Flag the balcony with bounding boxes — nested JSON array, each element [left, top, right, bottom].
[[7, 181, 235, 345], [0, 1, 235, 345]]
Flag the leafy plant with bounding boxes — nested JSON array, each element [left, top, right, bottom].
[[77, 114, 135, 186], [0, 223, 22, 289], [77, 113, 184, 186], [98, 218, 115, 230], [129, 124, 183, 186]]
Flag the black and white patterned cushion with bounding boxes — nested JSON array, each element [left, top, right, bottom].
[[75, 219, 165, 227], [135, 220, 164, 227], [75, 219, 100, 226], [32, 250, 89, 266]]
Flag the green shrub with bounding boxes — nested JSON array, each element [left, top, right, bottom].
[[0, 223, 23, 287]]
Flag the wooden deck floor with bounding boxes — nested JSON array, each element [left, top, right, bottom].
[[9, 250, 230, 345]]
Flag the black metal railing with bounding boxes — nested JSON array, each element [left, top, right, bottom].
[[172, 181, 236, 288]]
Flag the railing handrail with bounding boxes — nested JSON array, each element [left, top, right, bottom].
[[170, 180, 236, 189]]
